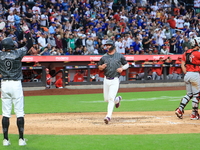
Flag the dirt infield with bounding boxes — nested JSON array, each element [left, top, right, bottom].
[[8, 86, 200, 135]]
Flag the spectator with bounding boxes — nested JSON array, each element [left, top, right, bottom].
[[32, 3, 41, 14], [67, 34, 76, 50], [182, 36, 191, 51], [47, 33, 56, 47], [49, 22, 57, 34], [169, 36, 177, 54], [73, 47, 82, 55], [132, 38, 141, 55], [142, 35, 152, 53], [37, 33, 48, 50], [86, 36, 95, 54], [7, 11, 15, 27], [115, 37, 125, 54], [40, 44, 52, 55], [55, 34, 63, 49], [40, 11, 49, 27], [160, 45, 170, 55], [96, 28, 104, 40], [24, 9, 33, 28], [65, 47, 74, 55]]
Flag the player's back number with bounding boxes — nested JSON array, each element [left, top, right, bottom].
[[5, 60, 12, 71]]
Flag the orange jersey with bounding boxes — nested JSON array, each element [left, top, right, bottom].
[[55, 78, 63, 88], [46, 74, 52, 85], [174, 59, 182, 74], [152, 61, 164, 76], [98, 70, 105, 78], [88, 63, 98, 75], [73, 73, 84, 82], [182, 49, 200, 72]]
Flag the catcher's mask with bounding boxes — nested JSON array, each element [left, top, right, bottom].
[[1, 37, 15, 50]]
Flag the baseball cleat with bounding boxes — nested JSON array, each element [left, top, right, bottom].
[[3, 139, 11, 146], [19, 138, 27, 146], [115, 96, 122, 108], [104, 117, 110, 124], [175, 108, 184, 119], [190, 114, 199, 120]]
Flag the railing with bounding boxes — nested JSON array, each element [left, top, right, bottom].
[[63, 64, 183, 86]]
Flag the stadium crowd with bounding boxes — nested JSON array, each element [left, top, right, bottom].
[[0, 0, 199, 56]]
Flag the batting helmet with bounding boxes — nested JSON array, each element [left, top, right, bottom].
[[191, 37, 200, 47], [1, 37, 15, 50]]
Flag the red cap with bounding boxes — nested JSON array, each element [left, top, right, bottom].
[[159, 57, 164, 59], [145, 59, 149, 61]]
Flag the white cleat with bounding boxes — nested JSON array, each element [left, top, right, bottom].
[[115, 96, 122, 108], [3, 139, 11, 146], [19, 138, 27, 146]]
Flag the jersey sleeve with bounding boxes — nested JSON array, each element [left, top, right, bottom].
[[97, 56, 105, 66], [182, 52, 186, 62], [121, 54, 128, 65], [17, 46, 28, 58]]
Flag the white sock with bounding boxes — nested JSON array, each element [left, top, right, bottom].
[[107, 100, 115, 119]]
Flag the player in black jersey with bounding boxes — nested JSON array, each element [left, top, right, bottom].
[[0, 23, 33, 146], [98, 40, 129, 124]]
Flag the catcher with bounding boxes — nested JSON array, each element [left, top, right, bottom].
[[175, 37, 200, 120]]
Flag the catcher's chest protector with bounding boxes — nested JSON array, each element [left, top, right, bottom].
[[185, 50, 198, 65]]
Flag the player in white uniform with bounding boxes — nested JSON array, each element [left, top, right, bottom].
[[0, 23, 33, 146], [98, 40, 129, 124]]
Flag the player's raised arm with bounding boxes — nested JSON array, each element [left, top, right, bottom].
[[20, 23, 33, 51]]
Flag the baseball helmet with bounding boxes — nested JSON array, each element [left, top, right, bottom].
[[105, 40, 114, 46], [1, 37, 15, 50], [190, 37, 200, 47]]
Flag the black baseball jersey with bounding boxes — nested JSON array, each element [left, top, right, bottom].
[[98, 52, 127, 78], [0, 47, 27, 80]]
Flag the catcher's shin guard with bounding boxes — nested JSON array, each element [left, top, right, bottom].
[[179, 94, 192, 110]]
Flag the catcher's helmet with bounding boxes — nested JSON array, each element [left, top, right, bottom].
[[190, 37, 200, 47], [1, 37, 15, 50]]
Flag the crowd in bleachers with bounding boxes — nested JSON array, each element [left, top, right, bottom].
[[0, 0, 200, 56]]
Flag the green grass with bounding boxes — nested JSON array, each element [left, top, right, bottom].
[[2, 134, 200, 150], [19, 90, 188, 114], [1, 89, 197, 150]]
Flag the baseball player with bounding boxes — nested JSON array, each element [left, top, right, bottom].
[[175, 37, 200, 120], [73, 70, 84, 82], [0, 23, 33, 146], [152, 57, 164, 80], [172, 57, 182, 79], [88, 60, 99, 82], [97, 40, 129, 124], [46, 68, 52, 89]]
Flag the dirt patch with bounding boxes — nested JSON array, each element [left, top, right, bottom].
[[6, 86, 194, 135], [8, 111, 199, 135]]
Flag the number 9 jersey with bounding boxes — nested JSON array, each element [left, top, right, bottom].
[[0, 46, 28, 80]]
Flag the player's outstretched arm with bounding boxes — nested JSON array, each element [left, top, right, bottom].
[[21, 23, 33, 51]]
